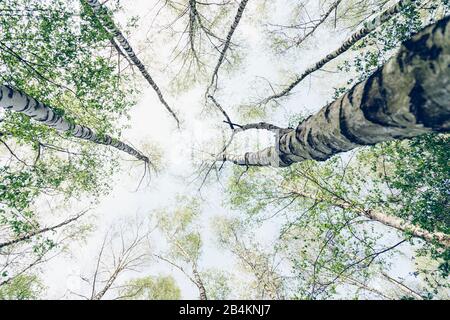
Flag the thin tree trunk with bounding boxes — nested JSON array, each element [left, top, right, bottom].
[[188, 0, 201, 64], [294, 0, 342, 47], [207, 0, 249, 94], [0, 211, 87, 250], [262, 0, 415, 103], [84, 0, 180, 128], [365, 207, 450, 247], [92, 268, 121, 300], [290, 188, 450, 247], [0, 85, 148, 162], [221, 16, 450, 167], [381, 272, 424, 300], [334, 201, 450, 248], [232, 122, 290, 133], [192, 264, 208, 300]]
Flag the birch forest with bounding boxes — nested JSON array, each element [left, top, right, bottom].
[[0, 0, 449, 301]]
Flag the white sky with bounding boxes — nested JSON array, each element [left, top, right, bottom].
[[37, 0, 422, 299]]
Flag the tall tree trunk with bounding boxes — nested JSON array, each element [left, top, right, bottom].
[[262, 0, 415, 103], [207, 0, 249, 94], [0, 85, 148, 162], [221, 16, 450, 167], [84, 0, 180, 127]]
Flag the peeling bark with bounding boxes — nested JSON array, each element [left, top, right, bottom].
[[0, 85, 149, 162], [221, 16, 450, 167]]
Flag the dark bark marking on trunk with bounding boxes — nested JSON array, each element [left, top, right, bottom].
[[338, 97, 366, 145]]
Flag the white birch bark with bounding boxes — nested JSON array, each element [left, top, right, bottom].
[[221, 16, 450, 167], [0, 85, 148, 162], [84, 0, 180, 127], [207, 0, 250, 94], [262, 0, 416, 103]]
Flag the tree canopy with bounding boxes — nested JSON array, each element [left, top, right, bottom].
[[0, 0, 448, 300]]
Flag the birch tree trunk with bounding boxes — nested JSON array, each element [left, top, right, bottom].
[[207, 0, 249, 94], [84, 0, 180, 127], [262, 0, 415, 103], [0, 85, 148, 162], [365, 207, 450, 247], [0, 211, 87, 249], [221, 16, 450, 167], [289, 188, 450, 247], [192, 264, 208, 300]]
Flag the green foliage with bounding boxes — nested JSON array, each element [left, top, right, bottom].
[[0, 0, 139, 284], [362, 134, 450, 283], [225, 132, 449, 298], [334, 0, 448, 98], [120, 275, 181, 300], [156, 196, 203, 263], [0, 0, 448, 301], [201, 269, 232, 300], [365, 134, 449, 236], [322, 1, 450, 288], [0, 0, 138, 132], [0, 274, 45, 300], [212, 215, 288, 299]]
